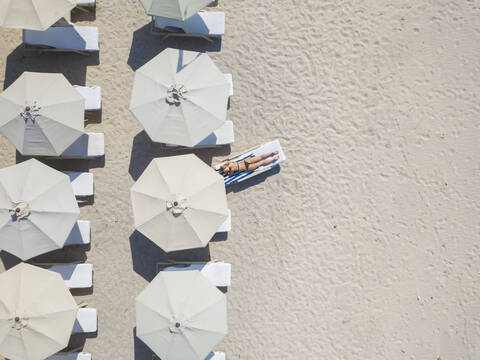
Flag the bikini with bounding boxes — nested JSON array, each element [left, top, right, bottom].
[[235, 160, 251, 172], [226, 160, 250, 176]]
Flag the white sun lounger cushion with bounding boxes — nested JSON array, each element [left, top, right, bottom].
[[74, 86, 102, 111], [76, 0, 95, 6], [216, 139, 286, 185], [61, 133, 104, 158], [224, 73, 233, 97], [154, 12, 225, 36], [65, 220, 91, 246], [46, 353, 92, 360], [206, 353, 226, 360], [48, 264, 93, 289], [23, 26, 99, 51], [66, 172, 94, 197], [164, 262, 231, 287], [73, 308, 97, 333], [217, 209, 231, 232]]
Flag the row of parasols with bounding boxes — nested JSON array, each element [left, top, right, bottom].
[[0, 146, 228, 360], [0, 48, 230, 156], [0, 0, 215, 31], [0, 1, 234, 359]]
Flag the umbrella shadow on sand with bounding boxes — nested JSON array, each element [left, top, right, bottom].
[[71, 6, 97, 22], [16, 152, 105, 175], [130, 230, 212, 282], [3, 44, 99, 90], [0, 244, 89, 270], [128, 130, 231, 181], [127, 23, 222, 72], [134, 327, 156, 360]]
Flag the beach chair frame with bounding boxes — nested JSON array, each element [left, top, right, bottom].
[[22, 24, 99, 56], [150, 19, 219, 42], [23, 43, 93, 56]]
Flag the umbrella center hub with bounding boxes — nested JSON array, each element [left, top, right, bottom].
[[10, 201, 30, 221], [169, 321, 183, 334], [167, 84, 187, 104], [20, 103, 41, 124], [11, 314, 28, 330], [166, 197, 187, 215]]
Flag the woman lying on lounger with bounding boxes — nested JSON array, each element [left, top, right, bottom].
[[220, 151, 279, 177]]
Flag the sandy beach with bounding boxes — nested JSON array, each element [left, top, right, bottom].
[[1, 0, 480, 358]]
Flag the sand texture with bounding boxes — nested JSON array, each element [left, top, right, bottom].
[[1, 0, 480, 359]]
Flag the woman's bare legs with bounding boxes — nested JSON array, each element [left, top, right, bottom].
[[246, 153, 280, 171], [246, 151, 279, 164]]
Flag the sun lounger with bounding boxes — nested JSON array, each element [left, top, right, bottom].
[[224, 74, 233, 97], [66, 172, 94, 197], [164, 262, 231, 287], [46, 353, 92, 360], [73, 308, 97, 333], [74, 86, 102, 112], [59, 133, 105, 159], [65, 220, 91, 246], [206, 353, 226, 360], [217, 209, 231, 232], [215, 139, 286, 185], [23, 26, 99, 55], [76, 0, 95, 5], [152, 12, 225, 41], [47, 264, 93, 289], [75, 0, 96, 9]]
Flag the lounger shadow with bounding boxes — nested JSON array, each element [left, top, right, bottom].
[[3, 45, 99, 91], [133, 327, 155, 360], [129, 230, 211, 282], [128, 24, 221, 71], [129, 131, 230, 181], [227, 165, 282, 193]]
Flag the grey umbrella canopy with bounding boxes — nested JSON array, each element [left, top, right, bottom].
[[0, 72, 85, 156], [138, 0, 212, 21], [129, 48, 230, 147], [131, 154, 228, 252], [136, 270, 227, 360], [0, 263, 78, 360], [0, 0, 76, 30], [0, 159, 80, 260]]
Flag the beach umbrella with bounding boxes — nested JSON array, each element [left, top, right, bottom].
[[136, 270, 227, 360], [0, 263, 78, 360], [130, 48, 230, 147], [131, 154, 228, 252], [138, 0, 211, 21], [0, 72, 85, 156], [0, 0, 76, 31], [0, 159, 80, 260]]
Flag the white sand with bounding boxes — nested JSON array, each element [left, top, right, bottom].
[[1, 0, 480, 359]]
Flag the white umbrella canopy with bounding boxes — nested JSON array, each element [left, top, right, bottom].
[[0, 159, 80, 260], [130, 48, 230, 147], [0, 263, 78, 360], [138, 0, 212, 21], [0, 72, 85, 156], [131, 154, 228, 252], [0, 0, 76, 31], [136, 270, 227, 360]]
